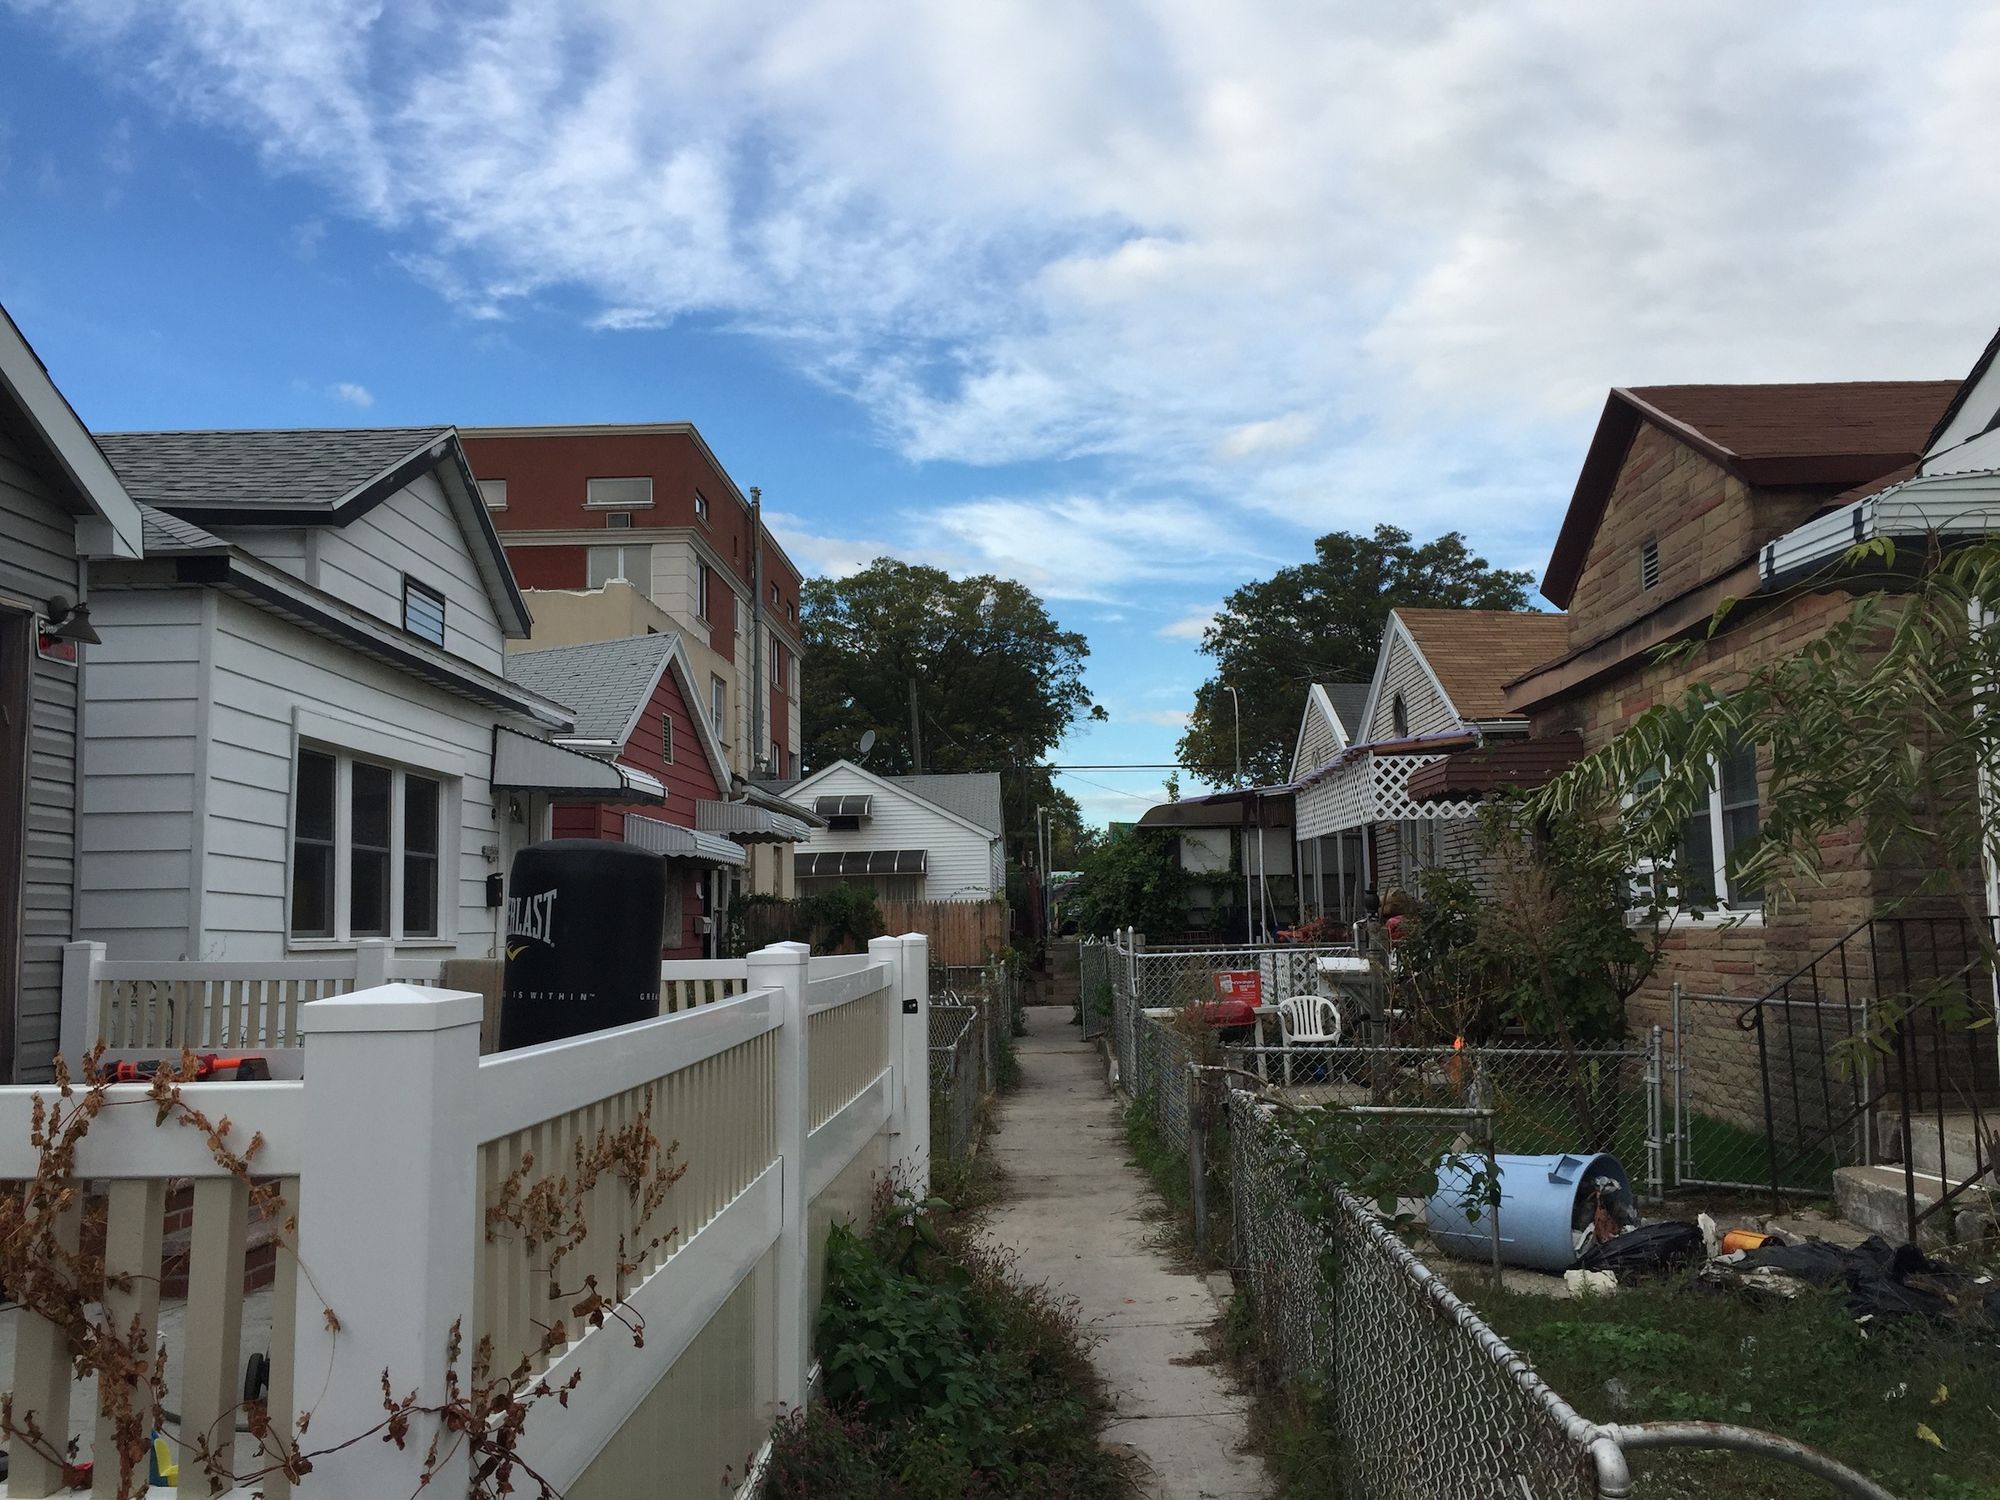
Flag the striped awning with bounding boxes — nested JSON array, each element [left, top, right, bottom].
[[695, 800, 813, 844], [812, 794, 872, 819], [492, 727, 666, 803], [623, 812, 747, 867], [794, 848, 927, 878]]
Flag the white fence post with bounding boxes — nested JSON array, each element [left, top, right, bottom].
[[59, 940, 102, 1066], [353, 938, 392, 990], [897, 933, 931, 1196], [750, 940, 811, 1414], [869, 935, 911, 1177], [291, 983, 482, 1497]]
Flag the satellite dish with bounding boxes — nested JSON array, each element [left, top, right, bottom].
[[857, 729, 877, 762]]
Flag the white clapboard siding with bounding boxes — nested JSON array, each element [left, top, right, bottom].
[[1, 431, 86, 1080], [75, 589, 204, 965], [200, 592, 506, 959], [1292, 694, 1343, 780], [293, 471, 506, 668], [794, 765, 999, 901], [1366, 619, 1460, 742]]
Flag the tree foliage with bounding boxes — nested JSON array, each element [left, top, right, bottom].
[[801, 559, 1103, 861], [1178, 527, 1534, 785], [1067, 829, 1192, 938]]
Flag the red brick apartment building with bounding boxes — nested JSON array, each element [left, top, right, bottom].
[[460, 424, 806, 784]]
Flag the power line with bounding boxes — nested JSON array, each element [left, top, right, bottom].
[[1038, 763, 1186, 771]]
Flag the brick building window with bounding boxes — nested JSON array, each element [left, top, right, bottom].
[[1629, 735, 1763, 916], [1640, 536, 1661, 591]]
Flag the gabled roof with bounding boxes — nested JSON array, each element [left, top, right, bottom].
[[1924, 326, 2000, 457], [504, 631, 733, 794], [1541, 381, 1960, 607], [1390, 609, 1569, 723], [892, 773, 1005, 837], [95, 425, 532, 637], [789, 760, 1004, 844], [1317, 681, 1371, 742], [0, 303, 143, 558]]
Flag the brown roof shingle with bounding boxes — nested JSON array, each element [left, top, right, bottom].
[[1542, 381, 1959, 607], [1394, 608, 1570, 722]]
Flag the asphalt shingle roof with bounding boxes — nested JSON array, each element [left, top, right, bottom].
[[96, 427, 453, 511], [891, 772, 1005, 836], [136, 504, 226, 554], [1394, 609, 1570, 722], [504, 633, 681, 745], [1317, 681, 1372, 742]]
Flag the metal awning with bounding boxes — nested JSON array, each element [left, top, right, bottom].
[[696, 800, 813, 843], [493, 727, 665, 803], [623, 812, 747, 867], [794, 848, 928, 878], [812, 794, 872, 819]]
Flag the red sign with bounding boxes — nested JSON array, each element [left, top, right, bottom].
[[35, 629, 78, 666], [1213, 970, 1262, 1006]]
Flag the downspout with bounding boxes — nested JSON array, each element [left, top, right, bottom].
[[750, 487, 766, 776]]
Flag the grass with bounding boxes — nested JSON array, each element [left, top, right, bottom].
[[1454, 1269, 2000, 1500]]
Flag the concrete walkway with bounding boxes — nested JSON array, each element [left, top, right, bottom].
[[984, 1005, 1268, 1500]]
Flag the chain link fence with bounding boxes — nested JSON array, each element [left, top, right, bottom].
[[1078, 938, 1112, 1041], [929, 1000, 984, 1165], [1228, 1091, 1612, 1499]]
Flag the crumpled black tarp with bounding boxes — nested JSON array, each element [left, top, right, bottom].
[[1716, 1234, 2000, 1328], [1574, 1220, 1705, 1278]]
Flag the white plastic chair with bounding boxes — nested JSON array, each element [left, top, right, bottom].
[[1275, 994, 1341, 1085]]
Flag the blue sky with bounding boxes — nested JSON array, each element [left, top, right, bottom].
[[5, 3, 1999, 825]]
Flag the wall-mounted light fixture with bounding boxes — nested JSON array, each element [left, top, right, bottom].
[[39, 594, 101, 647]]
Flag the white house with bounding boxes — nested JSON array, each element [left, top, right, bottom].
[[786, 762, 1005, 902], [1292, 608, 1568, 909], [1288, 680, 1370, 925], [0, 304, 145, 1080], [79, 426, 661, 963]]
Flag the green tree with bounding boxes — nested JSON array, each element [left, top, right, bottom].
[[1178, 526, 1535, 784], [801, 559, 1105, 864], [1068, 829, 1192, 938]]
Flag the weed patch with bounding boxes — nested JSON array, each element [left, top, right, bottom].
[[762, 1193, 1131, 1499]]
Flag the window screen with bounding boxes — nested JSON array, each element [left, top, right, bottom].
[[350, 762, 393, 937], [403, 774, 440, 937]]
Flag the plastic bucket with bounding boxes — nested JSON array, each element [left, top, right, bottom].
[[1426, 1152, 1632, 1272]]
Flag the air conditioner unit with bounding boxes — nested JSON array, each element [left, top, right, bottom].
[[606, 512, 633, 529]]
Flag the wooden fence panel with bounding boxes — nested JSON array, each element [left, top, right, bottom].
[[739, 898, 1007, 965]]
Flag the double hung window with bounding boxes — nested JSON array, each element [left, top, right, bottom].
[[290, 747, 446, 941]]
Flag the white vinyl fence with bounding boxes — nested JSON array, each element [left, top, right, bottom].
[[1, 936, 931, 1499]]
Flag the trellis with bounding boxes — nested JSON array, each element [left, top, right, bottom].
[[1294, 751, 1483, 841]]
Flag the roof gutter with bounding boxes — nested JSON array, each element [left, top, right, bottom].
[[1757, 470, 2000, 594]]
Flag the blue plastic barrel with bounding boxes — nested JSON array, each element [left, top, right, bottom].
[[1425, 1152, 1632, 1272]]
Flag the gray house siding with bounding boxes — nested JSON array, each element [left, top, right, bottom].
[[0, 429, 84, 1080], [75, 588, 203, 959]]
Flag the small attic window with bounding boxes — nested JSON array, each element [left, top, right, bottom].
[[1391, 692, 1409, 738], [1640, 536, 1661, 591]]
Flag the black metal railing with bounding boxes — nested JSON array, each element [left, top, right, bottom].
[[1735, 914, 1998, 1239]]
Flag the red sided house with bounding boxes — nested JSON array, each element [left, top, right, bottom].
[[506, 632, 746, 958]]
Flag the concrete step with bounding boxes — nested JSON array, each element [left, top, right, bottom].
[[1889, 1111, 1995, 1184], [1834, 1164, 1948, 1245]]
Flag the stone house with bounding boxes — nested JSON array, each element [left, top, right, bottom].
[[1505, 380, 1960, 1025]]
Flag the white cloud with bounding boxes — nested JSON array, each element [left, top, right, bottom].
[[1126, 708, 1189, 728], [1156, 604, 1218, 641], [17, 1, 2000, 563], [329, 381, 374, 408]]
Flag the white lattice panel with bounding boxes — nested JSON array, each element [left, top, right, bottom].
[[1372, 754, 1482, 823], [1297, 753, 1484, 835]]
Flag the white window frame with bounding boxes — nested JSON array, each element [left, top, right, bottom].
[[696, 561, 711, 623], [1626, 751, 1764, 927], [287, 743, 456, 947], [693, 490, 710, 523], [710, 675, 728, 743], [477, 478, 508, 510], [587, 544, 651, 590], [585, 476, 655, 508]]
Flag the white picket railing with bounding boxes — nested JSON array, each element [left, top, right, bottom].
[[2, 936, 930, 1499]]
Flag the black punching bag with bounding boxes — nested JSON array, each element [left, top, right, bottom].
[[499, 840, 666, 1050]]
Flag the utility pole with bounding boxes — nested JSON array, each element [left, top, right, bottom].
[[1227, 685, 1252, 942], [908, 677, 924, 773]]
